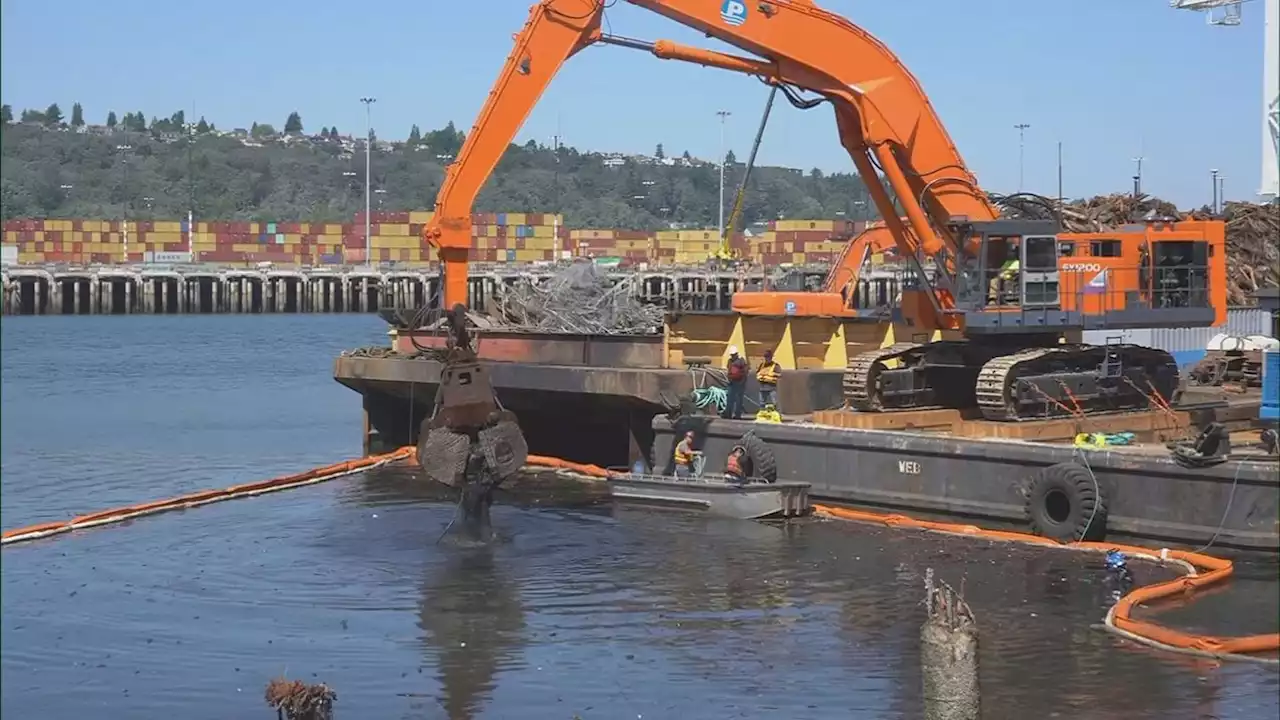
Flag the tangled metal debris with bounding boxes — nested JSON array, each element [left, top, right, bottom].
[[490, 262, 665, 335], [996, 192, 1279, 306], [264, 678, 336, 720]]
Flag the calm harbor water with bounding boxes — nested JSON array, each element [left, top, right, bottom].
[[1, 315, 1277, 719]]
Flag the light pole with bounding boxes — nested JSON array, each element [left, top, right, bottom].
[[1013, 123, 1030, 192], [1132, 154, 1144, 196], [117, 144, 133, 261], [360, 97, 376, 266], [1211, 168, 1220, 214], [717, 110, 731, 235]]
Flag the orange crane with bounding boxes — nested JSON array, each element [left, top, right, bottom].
[[423, 0, 1228, 421]]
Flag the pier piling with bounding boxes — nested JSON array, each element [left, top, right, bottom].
[[921, 569, 980, 720], [1, 263, 903, 316]]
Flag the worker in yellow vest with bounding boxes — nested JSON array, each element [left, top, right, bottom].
[[673, 430, 699, 479], [756, 349, 781, 409], [988, 248, 1021, 304]]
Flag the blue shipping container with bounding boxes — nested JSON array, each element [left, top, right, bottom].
[[321, 253, 343, 264], [505, 249, 517, 262], [267, 222, 277, 234], [496, 213, 507, 226]]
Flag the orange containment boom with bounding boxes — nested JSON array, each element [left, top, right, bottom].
[[423, 0, 1002, 308]]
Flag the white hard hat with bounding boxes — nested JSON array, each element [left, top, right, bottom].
[[727, 345, 739, 355]]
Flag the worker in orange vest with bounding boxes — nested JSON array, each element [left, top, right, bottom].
[[756, 349, 781, 409], [724, 445, 747, 485]]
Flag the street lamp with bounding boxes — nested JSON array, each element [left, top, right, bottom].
[[360, 97, 376, 266], [717, 110, 731, 236], [117, 144, 133, 261], [1013, 123, 1030, 192], [1211, 168, 1220, 214]]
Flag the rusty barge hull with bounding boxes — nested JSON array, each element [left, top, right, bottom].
[[335, 332, 1278, 555]]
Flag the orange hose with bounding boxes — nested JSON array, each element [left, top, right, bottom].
[[813, 504, 1279, 662], [3, 447, 1274, 663]]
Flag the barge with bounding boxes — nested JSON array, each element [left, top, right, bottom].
[[335, 311, 1280, 555]]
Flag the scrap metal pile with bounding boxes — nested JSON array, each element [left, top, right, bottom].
[[489, 262, 665, 335], [998, 192, 1280, 306]]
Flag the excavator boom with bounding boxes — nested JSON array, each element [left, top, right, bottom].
[[423, 0, 998, 309]]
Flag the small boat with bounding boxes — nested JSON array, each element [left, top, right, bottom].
[[606, 472, 812, 520]]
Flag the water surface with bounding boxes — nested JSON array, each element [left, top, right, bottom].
[[2, 315, 1277, 719]]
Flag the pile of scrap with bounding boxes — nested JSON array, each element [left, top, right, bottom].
[[490, 261, 665, 334], [264, 677, 336, 720], [1216, 201, 1280, 305], [998, 193, 1280, 305]]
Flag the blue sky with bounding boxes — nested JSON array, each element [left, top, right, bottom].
[[1, 0, 1269, 208]]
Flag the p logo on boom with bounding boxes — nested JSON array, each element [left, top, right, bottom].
[[721, 0, 747, 26]]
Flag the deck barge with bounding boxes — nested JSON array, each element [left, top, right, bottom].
[[335, 312, 1279, 555]]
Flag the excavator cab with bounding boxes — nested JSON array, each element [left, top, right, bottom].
[[949, 219, 1062, 314]]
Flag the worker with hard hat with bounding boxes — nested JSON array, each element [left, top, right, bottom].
[[755, 349, 781, 410], [724, 345, 749, 419], [673, 429, 700, 479]]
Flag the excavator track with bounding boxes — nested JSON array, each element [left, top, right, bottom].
[[975, 344, 1181, 422], [974, 347, 1063, 421], [843, 342, 928, 411]]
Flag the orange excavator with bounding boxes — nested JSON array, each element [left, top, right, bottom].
[[423, 0, 1228, 421]]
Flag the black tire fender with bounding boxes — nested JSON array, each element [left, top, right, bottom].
[[1025, 462, 1108, 542], [738, 431, 778, 483]]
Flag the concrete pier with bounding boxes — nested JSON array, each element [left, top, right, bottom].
[[0, 263, 905, 317]]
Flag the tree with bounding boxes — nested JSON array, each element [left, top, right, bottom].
[[724, 149, 738, 165], [655, 143, 665, 160], [252, 123, 276, 138], [70, 103, 84, 127], [170, 110, 185, 129], [408, 124, 422, 146], [682, 150, 692, 162], [43, 103, 63, 126], [0, 104, 11, 125], [129, 110, 146, 132], [329, 126, 339, 139], [196, 117, 210, 134], [0, 117, 875, 227], [284, 112, 302, 134], [106, 111, 117, 128]]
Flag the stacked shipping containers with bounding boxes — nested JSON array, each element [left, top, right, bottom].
[[750, 218, 865, 266], [1, 216, 864, 266]]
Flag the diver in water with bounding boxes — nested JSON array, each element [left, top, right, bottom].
[[1103, 549, 1134, 603]]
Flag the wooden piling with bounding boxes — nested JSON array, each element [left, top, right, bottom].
[[922, 568, 980, 720]]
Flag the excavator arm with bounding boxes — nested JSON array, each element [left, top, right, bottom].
[[424, 0, 1000, 309]]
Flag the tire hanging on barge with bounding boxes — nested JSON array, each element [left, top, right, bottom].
[[1025, 462, 1108, 542], [843, 341, 1182, 421]]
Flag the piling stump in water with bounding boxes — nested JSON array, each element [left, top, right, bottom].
[[921, 568, 980, 720], [264, 677, 336, 720]]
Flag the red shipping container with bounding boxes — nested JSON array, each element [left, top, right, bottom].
[[409, 223, 423, 235], [126, 252, 144, 262], [495, 226, 507, 238]]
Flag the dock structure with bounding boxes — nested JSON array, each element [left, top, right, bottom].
[[0, 263, 906, 317]]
